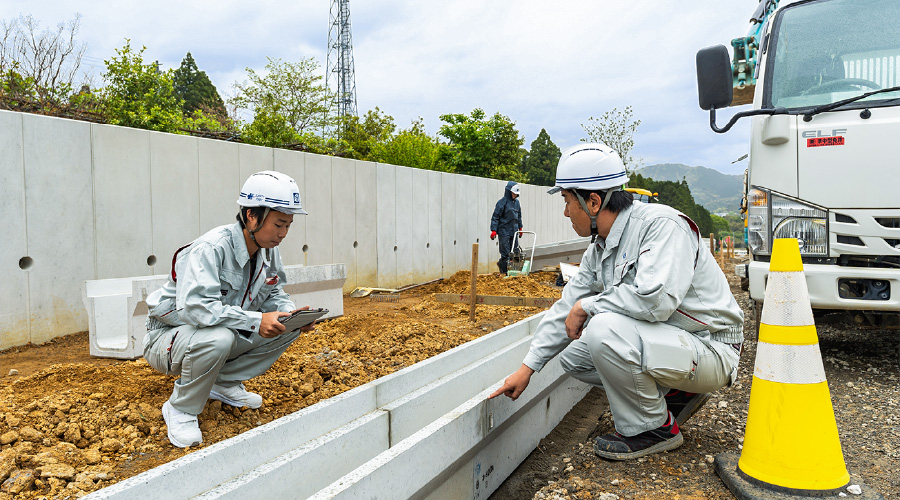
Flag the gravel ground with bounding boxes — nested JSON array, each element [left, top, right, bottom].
[[491, 261, 900, 499]]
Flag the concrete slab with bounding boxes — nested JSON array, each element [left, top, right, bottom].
[[198, 139, 240, 234], [22, 113, 94, 344], [304, 154, 333, 267], [0, 111, 30, 349], [375, 163, 397, 288], [91, 123, 153, 279], [150, 132, 200, 275], [354, 161, 378, 288], [395, 166, 414, 286], [272, 149, 307, 266], [85, 383, 380, 500], [331, 158, 357, 292], [426, 170, 443, 278], [440, 172, 457, 275]]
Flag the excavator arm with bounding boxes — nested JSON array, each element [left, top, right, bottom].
[[729, 0, 779, 106]]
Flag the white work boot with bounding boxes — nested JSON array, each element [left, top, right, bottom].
[[162, 400, 202, 448], [209, 383, 263, 409]]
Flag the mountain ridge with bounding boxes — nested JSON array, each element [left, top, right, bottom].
[[634, 163, 742, 214]]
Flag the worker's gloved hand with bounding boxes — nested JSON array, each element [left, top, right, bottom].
[[490, 231, 497, 240], [518, 228, 524, 237]]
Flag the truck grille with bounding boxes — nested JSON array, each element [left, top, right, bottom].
[[831, 209, 900, 257]]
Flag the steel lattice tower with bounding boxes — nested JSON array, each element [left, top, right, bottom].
[[327, 0, 358, 120]]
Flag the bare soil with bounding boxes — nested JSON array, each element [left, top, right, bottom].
[[0, 271, 561, 498]]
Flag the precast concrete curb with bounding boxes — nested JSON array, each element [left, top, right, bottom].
[[85, 312, 587, 499]]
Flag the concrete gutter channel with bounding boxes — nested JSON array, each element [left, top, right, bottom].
[[84, 312, 591, 499]]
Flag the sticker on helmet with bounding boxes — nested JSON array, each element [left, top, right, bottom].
[[294, 193, 300, 204], [252, 193, 265, 202]]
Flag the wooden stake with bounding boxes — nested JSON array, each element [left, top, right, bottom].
[[469, 243, 478, 322]]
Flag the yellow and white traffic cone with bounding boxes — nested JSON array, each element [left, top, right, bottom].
[[715, 238, 883, 499]]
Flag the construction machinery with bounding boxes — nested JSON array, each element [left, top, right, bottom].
[[625, 187, 658, 203], [697, 0, 900, 327]]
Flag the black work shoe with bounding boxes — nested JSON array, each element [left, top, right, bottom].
[[665, 390, 711, 426], [593, 412, 683, 460]]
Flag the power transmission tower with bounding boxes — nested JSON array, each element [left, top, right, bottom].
[[327, 0, 358, 123]]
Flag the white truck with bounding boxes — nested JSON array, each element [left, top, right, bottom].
[[696, 0, 900, 327]]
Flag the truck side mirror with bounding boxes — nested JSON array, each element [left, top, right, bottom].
[[696, 45, 733, 110]]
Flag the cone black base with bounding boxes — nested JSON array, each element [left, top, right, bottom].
[[715, 453, 884, 499]]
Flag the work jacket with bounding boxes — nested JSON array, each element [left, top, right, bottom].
[[146, 222, 295, 335], [523, 201, 744, 373], [490, 181, 523, 234]]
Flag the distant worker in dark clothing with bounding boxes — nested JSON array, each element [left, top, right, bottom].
[[490, 181, 524, 274]]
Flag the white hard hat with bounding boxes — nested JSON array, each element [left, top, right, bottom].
[[510, 184, 521, 195], [238, 171, 307, 215], [547, 143, 628, 194]]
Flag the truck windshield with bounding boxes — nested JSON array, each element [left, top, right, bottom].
[[766, 0, 900, 110]]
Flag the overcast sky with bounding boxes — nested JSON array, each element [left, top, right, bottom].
[[7, 0, 758, 175]]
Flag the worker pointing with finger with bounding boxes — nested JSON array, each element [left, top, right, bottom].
[[490, 181, 523, 275], [489, 143, 743, 462]]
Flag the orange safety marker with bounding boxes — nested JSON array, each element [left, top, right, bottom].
[[714, 238, 883, 499]]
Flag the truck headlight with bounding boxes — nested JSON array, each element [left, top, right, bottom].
[[747, 187, 829, 256]]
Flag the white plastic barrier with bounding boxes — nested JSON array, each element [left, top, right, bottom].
[[84, 312, 591, 500], [83, 264, 347, 359]]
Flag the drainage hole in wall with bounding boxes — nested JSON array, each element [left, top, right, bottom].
[[147, 255, 157, 266], [426, 242, 430, 248], [353, 241, 358, 248], [393, 245, 398, 252], [19, 256, 33, 270], [454, 240, 457, 245], [476, 238, 480, 243], [302, 245, 309, 253]]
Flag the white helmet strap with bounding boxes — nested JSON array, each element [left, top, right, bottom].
[[573, 187, 620, 242]]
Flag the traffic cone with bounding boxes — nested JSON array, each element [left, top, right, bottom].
[[715, 238, 883, 499]]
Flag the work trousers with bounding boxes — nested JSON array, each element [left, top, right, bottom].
[[558, 312, 739, 436], [497, 230, 519, 274], [143, 324, 301, 415]]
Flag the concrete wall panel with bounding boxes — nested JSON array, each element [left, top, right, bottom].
[[198, 139, 240, 234], [426, 170, 443, 278], [409, 168, 429, 283], [0, 111, 29, 348], [304, 154, 333, 266], [272, 149, 307, 266], [375, 163, 397, 288], [395, 166, 414, 286], [22, 114, 94, 343], [238, 143, 272, 183], [440, 172, 457, 276], [149, 132, 199, 275], [92, 124, 152, 279], [354, 161, 378, 288], [331, 157, 357, 291], [456, 175, 478, 273]]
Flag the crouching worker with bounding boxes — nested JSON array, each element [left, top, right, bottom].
[[144, 170, 315, 448], [489, 143, 743, 460]]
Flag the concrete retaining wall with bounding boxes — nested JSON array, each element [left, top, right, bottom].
[[0, 110, 580, 350], [82, 312, 590, 500]]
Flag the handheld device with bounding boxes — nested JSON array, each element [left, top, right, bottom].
[[278, 308, 328, 332]]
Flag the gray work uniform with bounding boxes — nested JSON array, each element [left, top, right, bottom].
[[523, 201, 743, 436], [143, 222, 298, 415]]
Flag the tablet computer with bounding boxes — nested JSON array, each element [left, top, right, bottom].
[[279, 308, 329, 332]]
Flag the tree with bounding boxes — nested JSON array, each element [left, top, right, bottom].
[[371, 118, 450, 172], [100, 40, 184, 133], [438, 108, 525, 180], [341, 107, 396, 160], [581, 106, 642, 172], [172, 52, 226, 120], [0, 14, 87, 103], [520, 128, 560, 186], [230, 57, 333, 137]]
